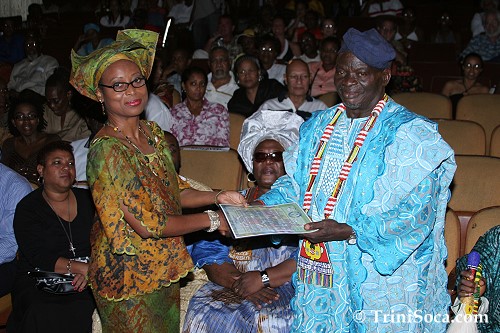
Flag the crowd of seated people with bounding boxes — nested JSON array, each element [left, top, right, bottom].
[[1, 1, 500, 332]]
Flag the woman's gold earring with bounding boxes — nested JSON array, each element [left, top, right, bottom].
[[247, 173, 256, 183]]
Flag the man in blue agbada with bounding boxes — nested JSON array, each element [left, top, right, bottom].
[[258, 28, 456, 332]]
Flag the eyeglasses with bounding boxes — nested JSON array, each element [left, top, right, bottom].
[[463, 63, 482, 69], [99, 77, 147, 92], [287, 74, 310, 81], [323, 24, 335, 29], [237, 68, 258, 76], [260, 47, 274, 53], [253, 151, 283, 163], [14, 113, 38, 121]]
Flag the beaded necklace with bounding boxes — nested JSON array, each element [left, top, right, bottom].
[[107, 122, 169, 184], [303, 94, 388, 219]]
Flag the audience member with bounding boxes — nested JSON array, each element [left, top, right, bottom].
[[320, 17, 337, 39], [471, 0, 499, 37], [461, 9, 500, 62], [168, 0, 193, 27], [285, 0, 307, 41], [298, 31, 320, 63], [73, 23, 114, 57], [161, 47, 192, 95], [308, 36, 340, 98], [0, 163, 32, 297], [70, 29, 244, 331], [257, 59, 327, 120], [228, 55, 286, 117], [183, 110, 303, 332], [257, 34, 286, 83], [149, 49, 181, 109], [454, 226, 500, 332], [0, 18, 25, 65], [205, 46, 239, 109], [203, 15, 236, 54], [272, 16, 300, 62], [171, 66, 229, 146], [395, 7, 424, 50], [7, 141, 96, 332], [1, 99, 60, 183], [258, 27, 455, 332], [100, 0, 131, 28], [7, 34, 58, 99], [144, 93, 175, 131], [431, 11, 461, 46], [361, 0, 403, 17], [376, 15, 407, 66], [441, 53, 490, 115], [236, 29, 258, 58], [44, 68, 91, 142], [191, 0, 220, 50]]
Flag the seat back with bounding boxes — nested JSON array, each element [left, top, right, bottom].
[[449, 155, 500, 213], [449, 155, 500, 254], [179, 147, 244, 191], [434, 119, 486, 155], [228, 113, 246, 151], [464, 206, 500, 254], [444, 209, 461, 275], [490, 125, 500, 158], [392, 92, 452, 119], [317, 92, 338, 108], [456, 94, 500, 154]]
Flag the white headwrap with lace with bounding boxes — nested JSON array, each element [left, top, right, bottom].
[[237, 110, 303, 173]]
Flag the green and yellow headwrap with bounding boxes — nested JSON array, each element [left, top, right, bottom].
[[70, 29, 158, 101]]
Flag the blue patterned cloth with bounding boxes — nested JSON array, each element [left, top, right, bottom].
[[260, 99, 456, 333], [183, 190, 298, 333]]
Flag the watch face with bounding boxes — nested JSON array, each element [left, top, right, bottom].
[[347, 237, 357, 245]]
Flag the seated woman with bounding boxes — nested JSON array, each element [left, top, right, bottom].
[[453, 225, 499, 332], [228, 55, 286, 118], [183, 110, 304, 333], [1, 98, 60, 183], [441, 52, 490, 116], [170, 66, 229, 147], [7, 140, 96, 332]]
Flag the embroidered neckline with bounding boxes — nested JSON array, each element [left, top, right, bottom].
[[302, 95, 388, 219]]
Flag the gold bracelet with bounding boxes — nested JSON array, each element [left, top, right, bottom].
[[66, 259, 72, 274], [214, 190, 224, 205]]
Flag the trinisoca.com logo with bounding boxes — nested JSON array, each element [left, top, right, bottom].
[[353, 309, 489, 325]]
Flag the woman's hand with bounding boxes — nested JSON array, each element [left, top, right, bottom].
[[216, 210, 232, 237], [245, 288, 280, 309], [301, 219, 352, 244], [216, 190, 247, 206], [72, 272, 88, 292], [231, 271, 265, 298]]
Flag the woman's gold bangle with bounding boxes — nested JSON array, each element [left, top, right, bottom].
[[215, 190, 224, 205]]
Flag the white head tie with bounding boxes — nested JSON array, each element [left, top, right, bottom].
[[238, 110, 303, 172]]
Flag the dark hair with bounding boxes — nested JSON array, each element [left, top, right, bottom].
[[181, 66, 207, 84], [320, 36, 341, 51], [233, 54, 261, 77], [45, 67, 72, 92], [209, 46, 229, 60], [257, 34, 281, 54], [37, 140, 74, 167], [8, 98, 46, 136], [461, 52, 484, 68]]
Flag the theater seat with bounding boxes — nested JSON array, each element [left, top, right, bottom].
[[229, 113, 246, 151], [444, 209, 461, 274], [456, 94, 500, 154], [180, 147, 244, 191], [434, 119, 486, 155], [464, 206, 500, 254], [490, 125, 500, 158], [392, 92, 452, 119]]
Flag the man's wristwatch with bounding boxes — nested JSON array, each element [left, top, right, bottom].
[[347, 230, 357, 245], [260, 270, 270, 288]]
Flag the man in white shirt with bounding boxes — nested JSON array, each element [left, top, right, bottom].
[[204, 46, 238, 109], [257, 59, 327, 121], [8, 34, 58, 97]]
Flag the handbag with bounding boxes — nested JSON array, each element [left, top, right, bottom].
[[28, 269, 78, 294]]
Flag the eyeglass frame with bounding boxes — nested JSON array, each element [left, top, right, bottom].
[[98, 76, 147, 92], [14, 113, 39, 121], [253, 151, 284, 163]]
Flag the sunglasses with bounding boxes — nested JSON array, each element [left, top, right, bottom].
[[253, 151, 283, 163]]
